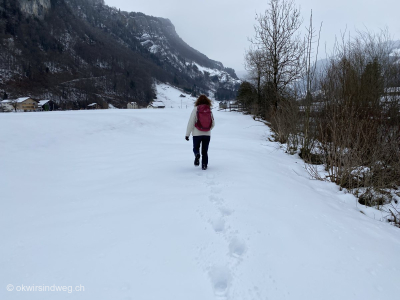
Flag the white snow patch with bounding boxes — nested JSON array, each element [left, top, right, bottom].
[[155, 82, 198, 109]]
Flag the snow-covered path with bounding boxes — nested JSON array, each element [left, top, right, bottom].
[[1, 108, 399, 300]]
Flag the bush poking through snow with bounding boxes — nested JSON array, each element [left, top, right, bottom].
[[240, 25, 400, 227]]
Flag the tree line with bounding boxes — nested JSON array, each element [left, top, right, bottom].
[[237, 0, 400, 226]]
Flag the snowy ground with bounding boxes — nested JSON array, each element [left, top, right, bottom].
[[1, 99, 400, 299]]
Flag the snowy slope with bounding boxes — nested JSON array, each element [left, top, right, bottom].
[[155, 83, 198, 108], [191, 63, 241, 93], [1, 108, 400, 300]]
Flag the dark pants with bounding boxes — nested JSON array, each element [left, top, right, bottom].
[[193, 136, 211, 166]]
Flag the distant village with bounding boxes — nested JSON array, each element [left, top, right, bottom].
[[1, 95, 242, 112], [0, 97, 168, 112]]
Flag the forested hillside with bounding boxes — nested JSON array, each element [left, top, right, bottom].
[[0, 0, 239, 108]]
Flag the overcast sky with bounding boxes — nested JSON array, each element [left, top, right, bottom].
[[105, 0, 400, 78]]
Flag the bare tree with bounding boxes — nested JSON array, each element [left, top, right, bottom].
[[250, 0, 305, 108], [304, 10, 322, 94], [300, 10, 322, 162], [311, 29, 400, 208], [10, 99, 18, 112]]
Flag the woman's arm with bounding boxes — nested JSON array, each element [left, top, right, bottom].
[[186, 108, 197, 137]]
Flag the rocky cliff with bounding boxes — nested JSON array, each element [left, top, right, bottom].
[[18, 0, 51, 19]]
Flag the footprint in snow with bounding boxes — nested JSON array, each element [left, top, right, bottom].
[[210, 217, 225, 233], [209, 195, 224, 205], [210, 186, 222, 194], [229, 238, 247, 258], [219, 206, 234, 216], [209, 265, 231, 297]]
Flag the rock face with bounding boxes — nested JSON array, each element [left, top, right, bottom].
[[118, 12, 240, 92], [18, 0, 51, 19]]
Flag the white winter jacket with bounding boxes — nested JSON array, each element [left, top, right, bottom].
[[186, 106, 215, 137]]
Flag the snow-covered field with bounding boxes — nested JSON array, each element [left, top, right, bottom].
[[1, 99, 400, 299]]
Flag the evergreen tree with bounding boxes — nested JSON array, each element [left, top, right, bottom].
[[237, 81, 256, 110], [361, 58, 383, 112]]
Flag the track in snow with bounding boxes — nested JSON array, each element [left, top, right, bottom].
[[1, 108, 400, 300]]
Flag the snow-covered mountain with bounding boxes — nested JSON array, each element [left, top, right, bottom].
[[0, 0, 240, 108], [133, 15, 240, 87], [84, 4, 241, 98]]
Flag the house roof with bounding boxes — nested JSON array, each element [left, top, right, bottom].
[[1, 97, 35, 103], [38, 100, 50, 105], [385, 87, 400, 94], [87, 103, 97, 107], [16, 97, 32, 103], [152, 101, 165, 107]]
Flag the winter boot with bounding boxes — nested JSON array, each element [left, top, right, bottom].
[[202, 164, 207, 170], [194, 153, 200, 166]]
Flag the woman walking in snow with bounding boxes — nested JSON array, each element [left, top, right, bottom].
[[185, 95, 215, 170]]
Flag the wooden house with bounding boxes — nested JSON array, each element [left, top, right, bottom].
[[381, 87, 400, 111], [38, 100, 58, 111], [127, 102, 139, 109], [17, 97, 38, 111], [147, 101, 165, 109], [1, 97, 38, 112], [87, 103, 100, 109], [1, 100, 13, 112], [219, 101, 228, 110], [385, 87, 400, 96]]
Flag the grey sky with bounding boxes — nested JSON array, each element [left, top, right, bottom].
[[105, 0, 400, 78]]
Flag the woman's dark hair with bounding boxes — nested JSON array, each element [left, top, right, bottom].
[[195, 95, 212, 107]]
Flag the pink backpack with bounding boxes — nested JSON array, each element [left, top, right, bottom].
[[195, 104, 212, 131]]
